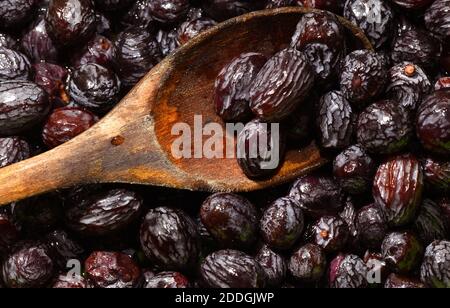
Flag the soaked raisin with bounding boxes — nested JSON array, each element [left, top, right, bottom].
[[249, 48, 315, 121], [200, 193, 258, 249], [0, 137, 31, 168], [420, 240, 450, 288], [45, 0, 97, 46], [255, 244, 286, 287], [0, 47, 30, 81], [237, 119, 286, 179], [329, 254, 368, 288], [260, 197, 304, 250], [144, 271, 191, 288], [288, 243, 326, 283], [416, 89, 450, 155], [0, 80, 50, 135], [289, 174, 343, 218], [357, 100, 413, 154], [343, 0, 395, 49], [373, 154, 423, 227], [291, 11, 345, 82], [424, 0, 450, 39], [140, 207, 199, 271], [382, 231, 423, 274], [386, 62, 431, 111], [71, 35, 116, 69], [149, 0, 190, 24], [0, 0, 35, 29], [42, 107, 98, 148], [422, 156, 449, 194], [177, 17, 217, 45], [65, 188, 142, 236], [85, 251, 141, 288], [200, 249, 267, 288], [312, 216, 349, 253], [316, 91, 354, 150], [333, 144, 375, 195], [32, 62, 69, 105], [21, 18, 59, 63], [121, 0, 155, 29], [355, 204, 387, 249], [214, 53, 267, 122], [69, 63, 121, 112], [45, 230, 84, 269]]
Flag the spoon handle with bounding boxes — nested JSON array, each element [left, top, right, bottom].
[[0, 66, 189, 206]]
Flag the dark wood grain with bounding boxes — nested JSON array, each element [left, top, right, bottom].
[[0, 7, 372, 206]]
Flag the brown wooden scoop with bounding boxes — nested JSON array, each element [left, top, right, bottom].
[[0, 7, 372, 205]]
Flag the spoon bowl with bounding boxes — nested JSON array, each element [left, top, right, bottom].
[[0, 7, 372, 205]]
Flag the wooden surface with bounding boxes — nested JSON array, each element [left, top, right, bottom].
[[0, 7, 372, 205]]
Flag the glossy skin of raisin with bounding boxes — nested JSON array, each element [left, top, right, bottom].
[[201, 193, 258, 249], [0, 47, 30, 81], [416, 90, 450, 155], [156, 28, 179, 57], [339, 197, 358, 247], [333, 144, 375, 195], [0, 80, 50, 135], [420, 240, 450, 288], [214, 53, 267, 122], [114, 28, 162, 88], [255, 244, 287, 287], [65, 188, 142, 236], [340, 50, 387, 109], [202, 0, 264, 21], [177, 17, 217, 45], [422, 157, 449, 194], [414, 199, 448, 245], [144, 271, 190, 288], [85, 251, 141, 288], [424, 0, 450, 39], [316, 91, 354, 150], [344, 0, 395, 49], [53, 274, 90, 288], [71, 35, 116, 69], [291, 12, 344, 82], [249, 48, 315, 121], [42, 107, 99, 148], [148, 0, 190, 24], [260, 197, 304, 250], [140, 207, 199, 271], [391, 26, 441, 73], [357, 100, 413, 154], [373, 154, 423, 227], [382, 232, 423, 274], [384, 273, 425, 288], [289, 174, 343, 218], [312, 216, 349, 253], [45, 0, 96, 46], [69, 63, 121, 112], [288, 243, 326, 283], [386, 62, 431, 111], [21, 18, 59, 63], [32, 62, 69, 105], [200, 249, 267, 288], [355, 204, 387, 249], [0, 0, 35, 29], [237, 119, 286, 179], [2, 242, 54, 288], [45, 230, 84, 269], [0, 213, 19, 256], [0, 137, 30, 168], [329, 254, 368, 288]]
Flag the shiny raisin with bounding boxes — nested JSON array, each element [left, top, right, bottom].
[[144, 271, 190, 288], [156, 28, 179, 57], [255, 244, 287, 287], [21, 18, 59, 63], [355, 204, 387, 249], [71, 35, 116, 69], [329, 254, 368, 288], [422, 156, 449, 194], [32, 62, 69, 105], [85, 251, 141, 288], [312, 216, 349, 253], [373, 154, 423, 227], [0, 137, 30, 168], [140, 207, 199, 271], [382, 231, 423, 274], [200, 193, 258, 249], [149, 0, 190, 24], [249, 48, 315, 121], [0, 47, 30, 81], [0, 0, 35, 29], [214, 53, 267, 122], [42, 107, 98, 148], [200, 249, 267, 288], [424, 0, 450, 39], [288, 243, 326, 283], [420, 240, 450, 288], [260, 197, 304, 250], [45, 230, 84, 269], [177, 17, 217, 45]]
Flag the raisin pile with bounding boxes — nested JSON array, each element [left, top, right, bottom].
[[0, 0, 449, 289]]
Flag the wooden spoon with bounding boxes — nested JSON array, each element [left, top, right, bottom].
[[0, 7, 372, 205]]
